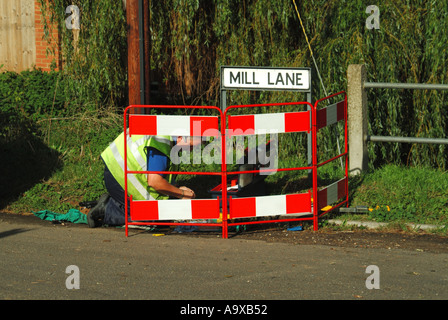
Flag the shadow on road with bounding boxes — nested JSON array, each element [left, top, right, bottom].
[[0, 228, 32, 239]]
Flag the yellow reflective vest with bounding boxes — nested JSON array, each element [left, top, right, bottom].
[[101, 132, 175, 200]]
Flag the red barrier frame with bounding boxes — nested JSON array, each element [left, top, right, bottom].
[[123, 105, 227, 237], [122, 92, 348, 238], [312, 91, 349, 230], [224, 101, 317, 229]]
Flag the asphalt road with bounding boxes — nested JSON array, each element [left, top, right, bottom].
[[1, 212, 447, 305]]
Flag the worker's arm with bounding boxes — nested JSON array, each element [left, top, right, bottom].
[[146, 147, 195, 199], [147, 174, 195, 199]]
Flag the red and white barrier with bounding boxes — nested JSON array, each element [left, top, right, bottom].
[[317, 177, 347, 211], [130, 198, 221, 221], [228, 111, 311, 135], [129, 114, 220, 137], [316, 100, 345, 130], [123, 94, 348, 238], [229, 192, 311, 219]]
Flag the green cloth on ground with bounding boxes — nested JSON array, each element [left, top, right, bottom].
[[33, 209, 88, 224]]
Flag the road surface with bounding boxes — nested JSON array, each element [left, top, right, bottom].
[[1, 212, 447, 306]]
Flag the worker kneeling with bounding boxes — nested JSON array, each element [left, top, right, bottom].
[[87, 133, 200, 228]]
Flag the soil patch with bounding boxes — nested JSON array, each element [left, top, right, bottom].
[[2, 212, 447, 254], [229, 225, 448, 254]]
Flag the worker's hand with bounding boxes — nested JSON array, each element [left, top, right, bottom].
[[179, 186, 195, 199]]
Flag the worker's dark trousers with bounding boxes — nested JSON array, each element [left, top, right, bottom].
[[103, 166, 129, 226]]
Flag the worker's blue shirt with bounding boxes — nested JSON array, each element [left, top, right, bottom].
[[146, 147, 169, 178]]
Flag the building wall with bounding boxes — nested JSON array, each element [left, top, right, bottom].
[[34, 0, 60, 71]]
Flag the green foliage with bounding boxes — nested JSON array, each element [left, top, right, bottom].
[[32, 0, 448, 168], [37, 0, 128, 112], [0, 69, 65, 121], [3, 0, 448, 227], [351, 165, 448, 225], [7, 110, 123, 213], [150, 0, 448, 169], [0, 69, 66, 152]]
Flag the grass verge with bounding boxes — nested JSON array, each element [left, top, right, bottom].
[[342, 165, 448, 228], [2, 112, 447, 235], [2, 110, 122, 214]]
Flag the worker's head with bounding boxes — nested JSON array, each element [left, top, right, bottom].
[[176, 136, 202, 148]]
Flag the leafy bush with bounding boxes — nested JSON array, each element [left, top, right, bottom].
[[0, 69, 65, 121], [37, 0, 128, 112]]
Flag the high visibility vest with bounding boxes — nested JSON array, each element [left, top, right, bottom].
[[101, 132, 175, 200]]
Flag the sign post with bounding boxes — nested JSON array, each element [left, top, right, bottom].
[[220, 66, 313, 168]]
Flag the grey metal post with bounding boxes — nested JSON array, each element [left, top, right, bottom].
[[367, 135, 448, 145], [364, 82, 448, 90], [220, 89, 227, 112], [347, 64, 368, 175]]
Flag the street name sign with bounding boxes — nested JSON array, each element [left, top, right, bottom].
[[221, 66, 311, 91]]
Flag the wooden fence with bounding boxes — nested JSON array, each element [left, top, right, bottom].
[[0, 0, 60, 72], [0, 0, 36, 72]]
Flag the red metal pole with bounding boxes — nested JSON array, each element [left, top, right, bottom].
[[221, 112, 228, 239], [124, 106, 130, 237], [344, 93, 349, 207], [312, 101, 319, 231]]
